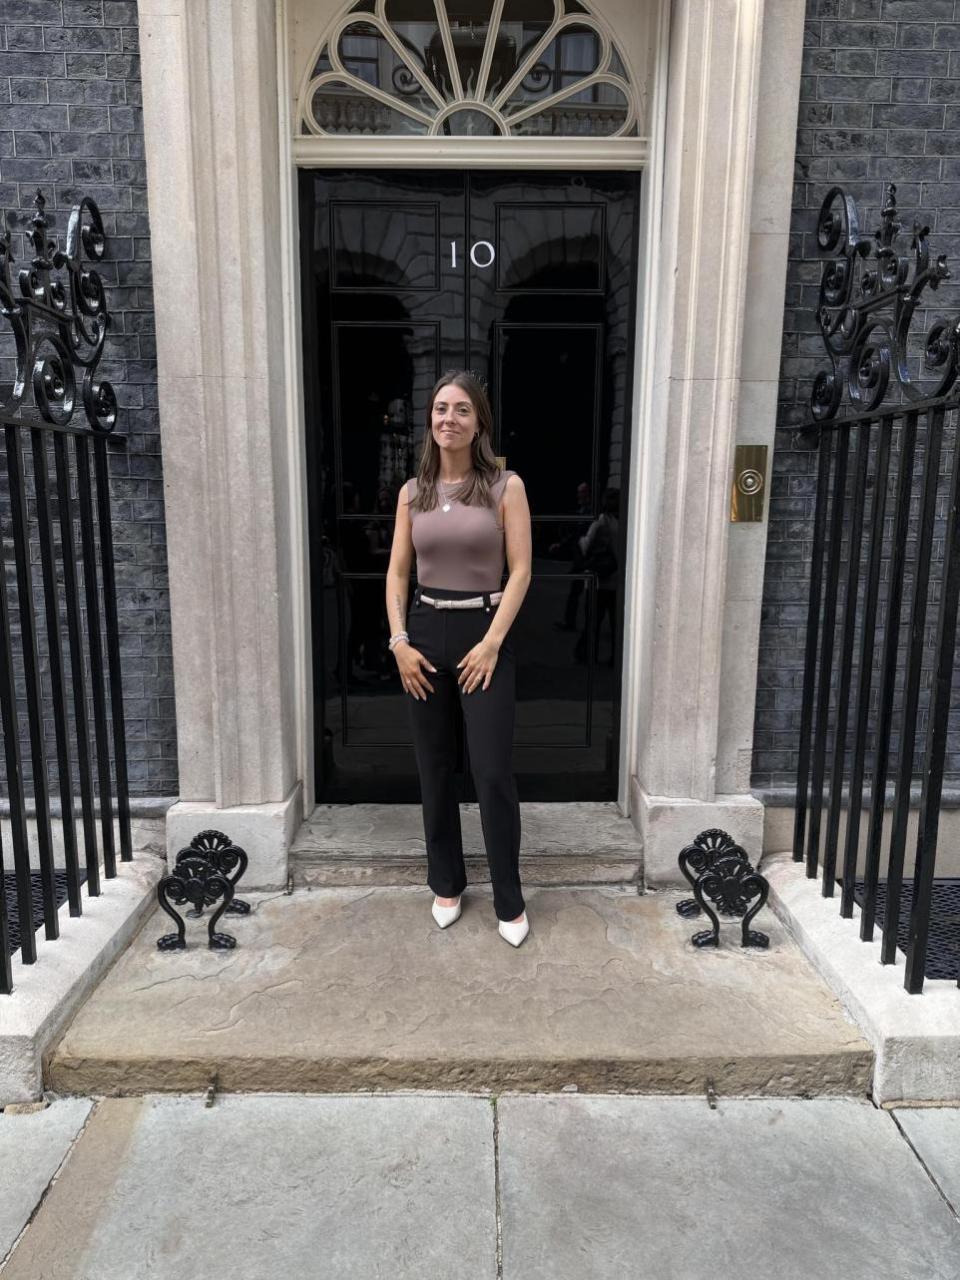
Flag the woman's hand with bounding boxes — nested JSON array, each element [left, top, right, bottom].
[[394, 643, 437, 700], [457, 636, 501, 693]]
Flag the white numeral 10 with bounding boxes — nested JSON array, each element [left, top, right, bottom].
[[450, 240, 496, 269]]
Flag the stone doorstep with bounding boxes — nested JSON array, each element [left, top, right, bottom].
[[0, 852, 166, 1107], [290, 801, 645, 887], [45, 884, 873, 1100], [292, 852, 643, 888], [762, 850, 960, 1106]]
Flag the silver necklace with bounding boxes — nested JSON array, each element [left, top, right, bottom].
[[438, 474, 470, 513]]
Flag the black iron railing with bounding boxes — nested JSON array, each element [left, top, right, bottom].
[[792, 184, 960, 993], [0, 189, 130, 994]]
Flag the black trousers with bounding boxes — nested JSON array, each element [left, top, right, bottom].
[[404, 585, 525, 921]]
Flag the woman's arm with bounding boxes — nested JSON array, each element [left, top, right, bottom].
[[386, 483, 437, 698], [385, 484, 414, 636], [485, 474, 533, 649], [454, 474, 532, 693]]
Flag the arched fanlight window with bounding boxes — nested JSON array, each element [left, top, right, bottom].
[[299, 0, 641, 139]]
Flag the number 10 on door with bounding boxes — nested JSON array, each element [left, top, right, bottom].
[[451, 241, 496, 269]]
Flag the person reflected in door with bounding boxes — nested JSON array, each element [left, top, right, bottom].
[[384, 370, 534, 948], [574, 486, 620, 666], [550, 480, 592, 632], [340, 481, 378, 680]]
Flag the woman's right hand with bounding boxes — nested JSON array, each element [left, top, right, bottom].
[[394, 642, 437, 699]]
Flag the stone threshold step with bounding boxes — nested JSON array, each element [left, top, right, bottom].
[[46, 886, 872, 1100], [290, 801, 645, 887]]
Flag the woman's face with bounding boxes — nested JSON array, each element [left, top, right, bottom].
[[431, 383, 479, 452]]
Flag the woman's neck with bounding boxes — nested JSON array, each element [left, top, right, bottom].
[[437, 461, 475, 484]]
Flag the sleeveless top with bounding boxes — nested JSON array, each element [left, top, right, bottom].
[[406, 469, 517, 591]]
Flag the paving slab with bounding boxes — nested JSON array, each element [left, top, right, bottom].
[[0, 1098, 92, 1264], [895, 1109, 960, 1213], [47, 886, 872, 1097], [498, 1096, 960, 1280], [0, 1094, 496, 1280]]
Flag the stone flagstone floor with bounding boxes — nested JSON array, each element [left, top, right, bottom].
[[46, 884, 872, 1098]]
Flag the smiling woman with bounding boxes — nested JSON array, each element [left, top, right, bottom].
[[385, 370, 534, 947]]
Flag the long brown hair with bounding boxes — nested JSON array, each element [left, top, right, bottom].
[[410, 370, 503, 513]]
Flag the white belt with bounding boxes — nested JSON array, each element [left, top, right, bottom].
[[419, 591, 504, 610]]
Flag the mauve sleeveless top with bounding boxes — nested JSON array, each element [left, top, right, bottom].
[[407, 470, 517, 591]]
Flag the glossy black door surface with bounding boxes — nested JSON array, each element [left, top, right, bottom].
[[300, 169, 640, 801]]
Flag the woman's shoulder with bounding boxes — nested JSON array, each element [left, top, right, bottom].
[[404, 476, 418, 501], [494, 468, 523, 494]]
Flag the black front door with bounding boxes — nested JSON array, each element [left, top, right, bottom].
[[300, 168, 640, 803]]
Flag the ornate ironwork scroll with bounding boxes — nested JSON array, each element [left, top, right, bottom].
[[187, 830, 251, 915], [676, 828, 770, 950], [676, 828, 738, 917], [0, 188, 116, 434], [157, 854, 236, 951], [811, 183, 960, 423], [155, 830, 250, 951]]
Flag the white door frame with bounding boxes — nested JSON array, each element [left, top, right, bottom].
[[275, 0, 667, 819]]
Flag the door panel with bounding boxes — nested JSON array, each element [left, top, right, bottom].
[[300, 168, 640, 802]]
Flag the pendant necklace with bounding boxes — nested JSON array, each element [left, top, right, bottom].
[[438, 474, 468, 513]]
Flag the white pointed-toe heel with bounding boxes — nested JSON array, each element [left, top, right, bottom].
[[432, 895, 462, 929], [498, 913, 529, 947]]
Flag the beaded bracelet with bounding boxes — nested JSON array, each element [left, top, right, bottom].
[[388, 631, 409, 652]]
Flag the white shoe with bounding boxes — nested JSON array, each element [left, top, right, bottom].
[[431, 895, 462, 929], [498, 913, 529, 947]]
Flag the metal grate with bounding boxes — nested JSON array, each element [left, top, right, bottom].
[[3, 870, 88, 957], [853, 879, 960, 981]]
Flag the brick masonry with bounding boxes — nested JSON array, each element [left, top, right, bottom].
[[751, 0, 960, 791], [0, 0, 176, 799]]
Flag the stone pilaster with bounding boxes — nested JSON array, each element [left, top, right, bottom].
[[631, 0, 804, 881], [139, 0, 301, 885]]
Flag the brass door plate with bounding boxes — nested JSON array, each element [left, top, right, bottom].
[[496, 455, 507, 469], [730, 445, 768, 522]]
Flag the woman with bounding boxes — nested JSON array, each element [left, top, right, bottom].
[[385, 371, 533, 947]]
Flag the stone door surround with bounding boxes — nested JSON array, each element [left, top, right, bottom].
[[137, 0, 804, 886]]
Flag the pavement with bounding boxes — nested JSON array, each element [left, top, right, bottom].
[[47, 885, 872, 1097], [2, 1093, 959, 1279]]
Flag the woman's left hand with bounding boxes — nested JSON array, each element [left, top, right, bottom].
[[457, 637, 501, 693]]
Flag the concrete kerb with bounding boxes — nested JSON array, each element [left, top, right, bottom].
[[0, 852, 165, 1106], [762, 850, 960, 1106]]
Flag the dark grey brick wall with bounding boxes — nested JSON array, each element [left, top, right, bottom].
[[752, 0, 960, 791], [0, 0, 177, 799]]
